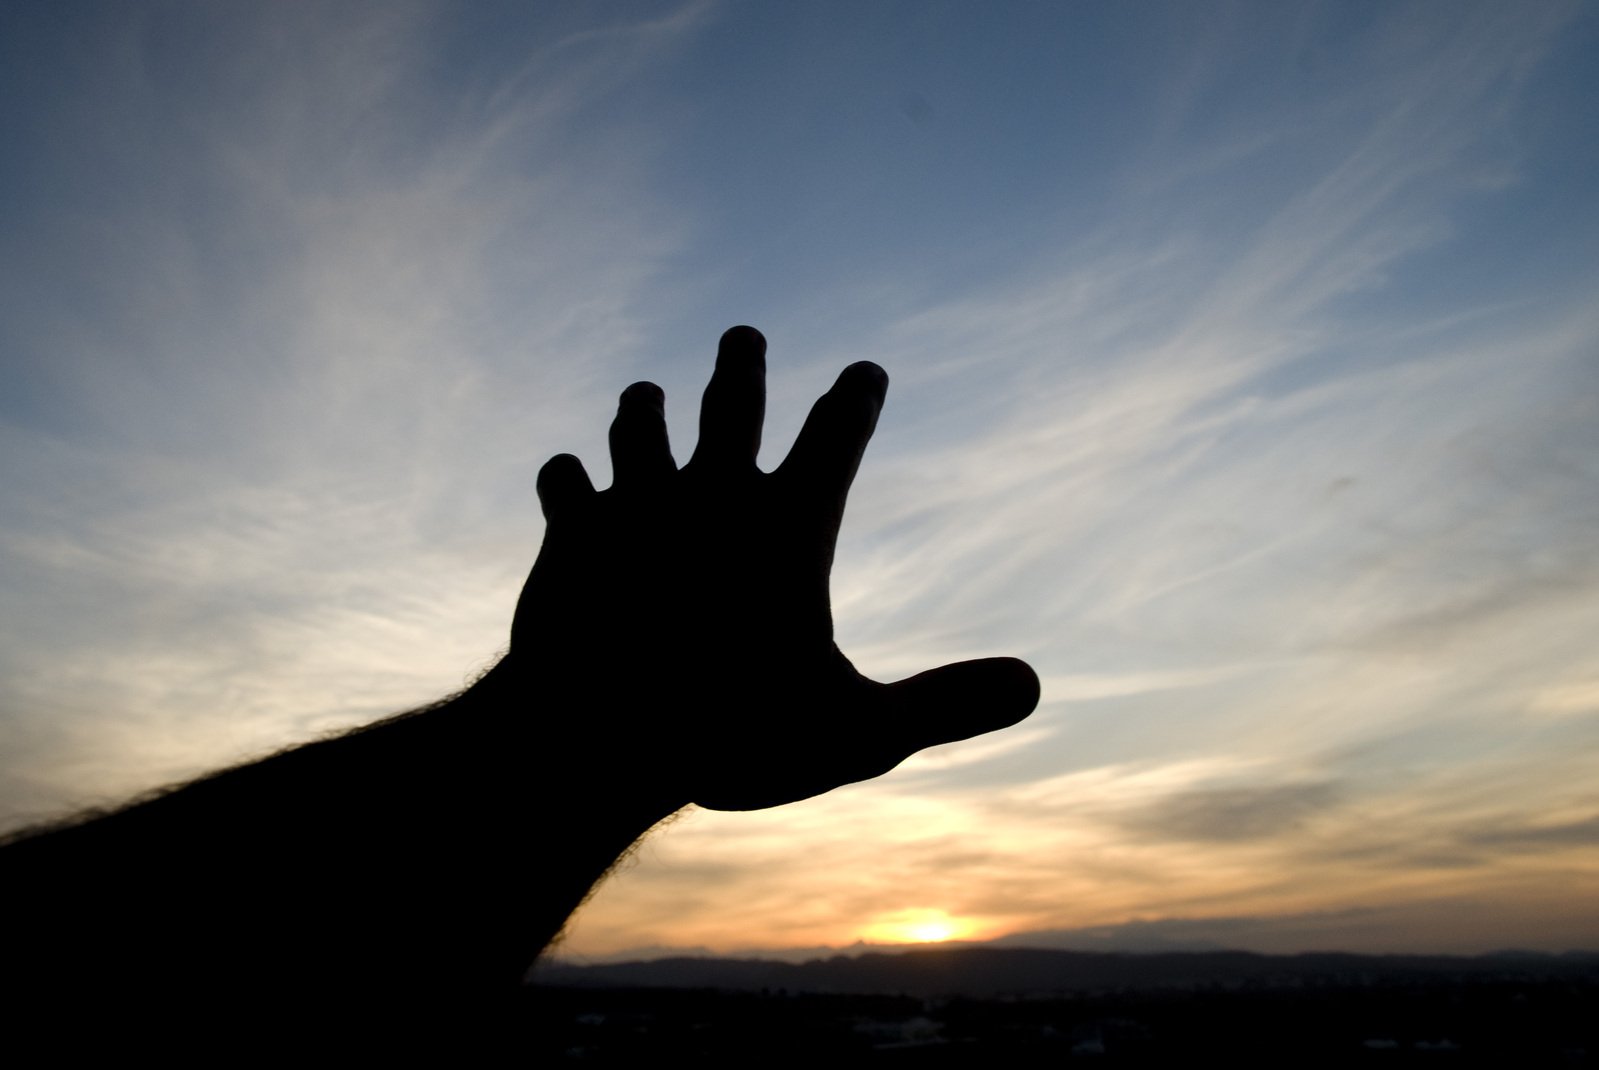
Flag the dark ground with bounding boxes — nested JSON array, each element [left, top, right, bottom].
[[520, 949, 1599, 1066]]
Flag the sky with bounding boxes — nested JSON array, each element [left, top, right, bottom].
[[2, 1, 1597, 960]]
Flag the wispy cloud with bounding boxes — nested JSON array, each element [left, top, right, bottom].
[[1114, 781, 1344, 844], [565, 1, 1599, 955], [0, 2, 709, 817], [2, 2, 1595, 959]]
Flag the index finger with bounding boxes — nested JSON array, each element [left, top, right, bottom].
[[774, 361, 888, 516]]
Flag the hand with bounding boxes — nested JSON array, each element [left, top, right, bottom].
[[505, 326, 1039, 811]]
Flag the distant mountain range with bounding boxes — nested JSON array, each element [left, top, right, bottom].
[[551, 903, 1599, 968], [535, 946, 1599, 998]]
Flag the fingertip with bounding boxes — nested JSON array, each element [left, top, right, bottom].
[[936, 656, 1040, 731], [537, 452, 586, 482], [619, 380, 665, 412], [775, 360, 888, 507], [838, 360, 888, 400], [536, 453, 596, 519], [986, 656, 1042, 725], [719, 325, 767, 360], [886, 655, 1041, 751]]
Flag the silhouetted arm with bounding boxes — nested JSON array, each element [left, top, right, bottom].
[[3, 667, 676, 1021], [2, 326, 1038, 1038]]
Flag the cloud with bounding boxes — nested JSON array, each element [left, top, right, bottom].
[[523, 1, 1599, 958], [1527, 681, 1599, 719], [3, 1, 1597, 963], [992, 897, 1599, 956], [1115, 781, 1343, 844], [0, 2, 713, 819], [1462, 815, 1599, 851]]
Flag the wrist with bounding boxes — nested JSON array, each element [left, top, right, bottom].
[[450, 656, 691, 825]]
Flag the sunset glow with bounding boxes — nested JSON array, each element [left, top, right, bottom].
[[860, 909, 978, 946], [3, 2, 1598, 966]]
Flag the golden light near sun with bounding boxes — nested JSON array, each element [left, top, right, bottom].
[[859, 908, 977, 945]]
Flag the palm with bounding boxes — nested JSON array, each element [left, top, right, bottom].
[[510, 327, 1037, 810]]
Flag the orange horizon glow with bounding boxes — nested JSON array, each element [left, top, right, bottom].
[[858, 908, 982, 945]]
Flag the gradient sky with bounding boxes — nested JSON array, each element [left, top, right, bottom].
[[2, 1, 1597, 960]]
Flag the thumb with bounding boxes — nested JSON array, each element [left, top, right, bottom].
[[881, 656, 1041, 755]]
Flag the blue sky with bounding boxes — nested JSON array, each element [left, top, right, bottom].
[[2, 1, 1597, 957]]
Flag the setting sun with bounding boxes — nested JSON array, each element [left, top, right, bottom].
[[860, 909, 977, 945]]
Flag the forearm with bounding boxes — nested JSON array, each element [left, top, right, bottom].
[[0, 324, 1041, 1048], [3, 661, 683, 1017]]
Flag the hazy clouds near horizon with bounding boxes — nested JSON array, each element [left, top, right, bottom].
[[2, 1, 1596, 957]]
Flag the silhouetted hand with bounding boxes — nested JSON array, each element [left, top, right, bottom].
[[505, 326, 1039, 810], [0, 326, 1042, 1039]]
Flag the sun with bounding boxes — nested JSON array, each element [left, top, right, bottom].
[[859, 908, 976, 945], [904, 918, 957, 943]]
